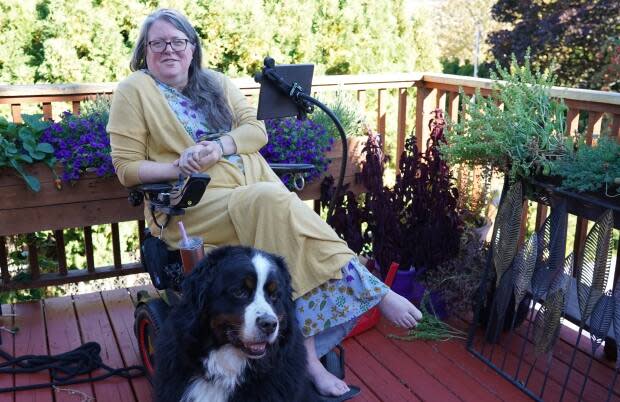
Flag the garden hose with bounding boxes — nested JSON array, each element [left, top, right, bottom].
[[0, 342, 144, 393]]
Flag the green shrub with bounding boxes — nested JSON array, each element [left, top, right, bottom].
[[551, 136, 620, 195], [311, 91, 366, 138], [442, 55, 571, 182]]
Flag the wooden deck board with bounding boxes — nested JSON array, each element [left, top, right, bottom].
[[44, 296, 95, 402], [101, 289, 153, 402], [2, 287, 619, 401], [354, 325, 462, 402], [73, 292, 135, 402], [13, 301, 52, 402], [0, 304, 14, 402]]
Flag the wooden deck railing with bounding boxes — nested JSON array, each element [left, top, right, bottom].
[[0, 73, 619, 292]]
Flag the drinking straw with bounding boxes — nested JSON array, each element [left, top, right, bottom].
[[178, 221, 190, 246]]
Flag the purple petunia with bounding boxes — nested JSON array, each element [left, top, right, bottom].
[[41, 111, 114, 182], [260, 117, 333, 190]]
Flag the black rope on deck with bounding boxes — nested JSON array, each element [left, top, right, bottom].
[[0, 342, 145, 393]]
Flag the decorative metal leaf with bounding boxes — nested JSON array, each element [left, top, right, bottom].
[[489, 267, 514, 340], [513, 232, 537, 312], [548, 253, 574, 295], [576, 210, 613, 324], [530, 202, 568, 301], [492, 181, 523, 286], [612, 286, 620, 368], [533, 290, 565, 355], [589, 291, 614, 355], [546, 201, 568, 283]]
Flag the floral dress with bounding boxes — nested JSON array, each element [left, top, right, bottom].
[[153, 74, 389, 357], [149, 73, 244, 172]]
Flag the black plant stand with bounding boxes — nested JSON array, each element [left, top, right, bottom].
[[467, 177, 620, 402]]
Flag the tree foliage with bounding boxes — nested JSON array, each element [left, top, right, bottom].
[[487, 0, 620, 90], [0, 0, 440, 84], [435, 0, 508, 65]]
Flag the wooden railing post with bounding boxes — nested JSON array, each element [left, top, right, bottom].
[[377, 88, 386, 148], [0, 236, 9, 284], [612, 114, 620, 140], [395, 88, 408, 171], [54, 230, 67, 277], [414, 83, 437, 151]]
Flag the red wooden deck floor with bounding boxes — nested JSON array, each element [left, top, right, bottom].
[[0, 286, 617, 402]]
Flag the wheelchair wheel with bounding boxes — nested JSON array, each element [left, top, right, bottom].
[[134, 298, 169, 382]]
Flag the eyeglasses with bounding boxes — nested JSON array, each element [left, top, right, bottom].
[[148, 39, 190, 53]]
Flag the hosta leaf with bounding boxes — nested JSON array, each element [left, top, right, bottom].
[[36, 142, 54, 153], [20, 114, 47, 132], [576, 210, 613, 323]]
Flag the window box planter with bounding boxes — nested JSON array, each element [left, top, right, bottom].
[[0, 164, 142, 236]]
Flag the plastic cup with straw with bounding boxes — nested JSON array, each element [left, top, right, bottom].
[[178, 221, 204, 274]]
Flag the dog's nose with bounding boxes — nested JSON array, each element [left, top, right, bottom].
[[256, 314, 277, 335]]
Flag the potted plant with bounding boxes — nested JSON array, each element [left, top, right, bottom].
[[550, 136, 620, 197], [326, 109, 463, 311], [441, 55, 571, 184], [261, 93, 368, 199], [261, 117, 334, 191], [0, 114, 56, 192], [0, 99, 140, 237]]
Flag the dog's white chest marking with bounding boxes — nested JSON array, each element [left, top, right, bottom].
[[181, 345, 248, 402]]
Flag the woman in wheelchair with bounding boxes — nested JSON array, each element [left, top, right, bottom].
[[107, 8, 422, 399]]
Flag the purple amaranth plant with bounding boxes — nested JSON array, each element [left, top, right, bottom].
[[326, 109, 463, 279], [40, 111, 114, 183], [261, 117, 333, 190]]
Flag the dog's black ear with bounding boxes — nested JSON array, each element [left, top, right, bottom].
[[271, 253, 294, 294], [181, 254, 217, 312]]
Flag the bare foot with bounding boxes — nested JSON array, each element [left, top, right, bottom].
[[379, 290, 423, 328], [307, 358, 350, 396], [304, 336, 349, 397]]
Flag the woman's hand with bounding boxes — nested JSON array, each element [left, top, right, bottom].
[[174, 142, 223, 175]]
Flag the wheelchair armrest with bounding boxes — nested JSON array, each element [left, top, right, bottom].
[[127, 173, 211, 210], [269, 163, 315, 175]]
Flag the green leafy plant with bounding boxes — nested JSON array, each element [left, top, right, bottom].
[[550, 137, 620, 195], [388, 291, 467, 341], [0, 114, 56, 191], [442, 55, 571, 182], [311, 91, 366, 138]]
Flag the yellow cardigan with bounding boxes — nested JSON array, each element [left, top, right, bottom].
[[107, 70, 353, 297]]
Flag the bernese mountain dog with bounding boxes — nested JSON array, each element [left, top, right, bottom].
[[154, 245, 313, 402]]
